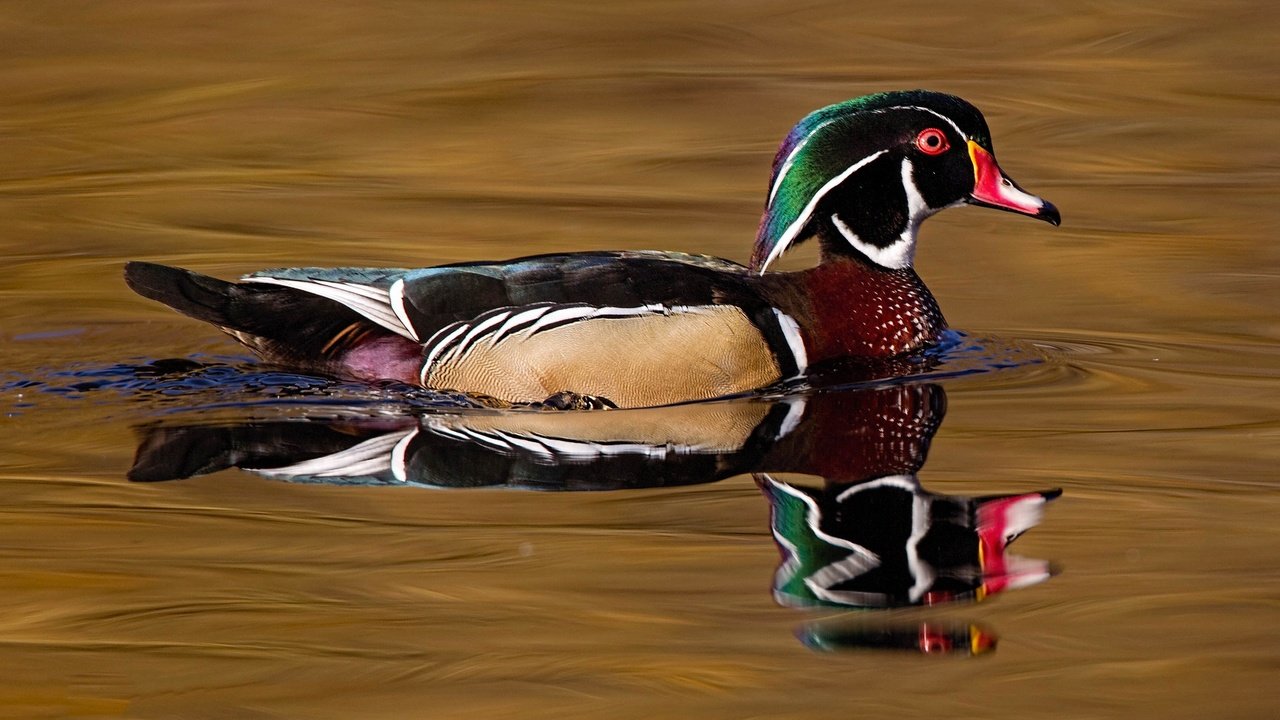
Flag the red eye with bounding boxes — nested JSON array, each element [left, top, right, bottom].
[[915, 128, 949, 156]]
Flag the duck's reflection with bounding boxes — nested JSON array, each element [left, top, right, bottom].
[[130, 382, 1058, 655], [797, 620, 997, 657], [760, 474, 1058, 610], [130, 382, 944, 489]]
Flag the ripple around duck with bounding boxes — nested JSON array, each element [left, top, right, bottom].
[[1000, 329, 1280, 396], [782, 329, 1063, 395], [9, 327, 1261, 420], [0, 332, 1032, 417], [2, 330, 1063, 420], [0, 355, 484, 420]]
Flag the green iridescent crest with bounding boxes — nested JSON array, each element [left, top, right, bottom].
[[749, 90, 989, 272]]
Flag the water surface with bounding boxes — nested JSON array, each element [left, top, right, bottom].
[[1, 2, 1277, 718]]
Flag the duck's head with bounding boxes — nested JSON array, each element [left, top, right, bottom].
[[750, 90, 1060, 273]]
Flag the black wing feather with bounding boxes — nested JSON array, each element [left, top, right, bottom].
[[124, 261, 387, 365], [399, 252, 763, 339]]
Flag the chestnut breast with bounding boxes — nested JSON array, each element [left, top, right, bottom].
[[784, 258, 946, 362]]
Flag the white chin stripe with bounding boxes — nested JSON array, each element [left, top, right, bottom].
[[831, 213, 915, 270], [829, 158, 947, 270]]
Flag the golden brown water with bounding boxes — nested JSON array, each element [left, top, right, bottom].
[[2, 2, 1278, 718]]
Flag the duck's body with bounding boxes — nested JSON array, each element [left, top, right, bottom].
[[128, 251, 798, 407], [125, 90, 1058, 409], [125, 250, 939, 407]]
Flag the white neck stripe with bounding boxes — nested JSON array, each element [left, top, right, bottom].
[[758, 149, 887, 273]]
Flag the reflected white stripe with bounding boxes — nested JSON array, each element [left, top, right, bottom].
[[775, 397, 807, 440], [491, 430, 560, 456], [248, 430, 411, 480], [836, 474, 918, 503], [906, 492, 934, 603], [761, 475, 882, 605], [390, 428, 419, 483]]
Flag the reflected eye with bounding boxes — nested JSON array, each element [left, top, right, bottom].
[[915, 128, 950, 156]]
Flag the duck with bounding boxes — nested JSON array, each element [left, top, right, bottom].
[[125, 90, 1059, 409]]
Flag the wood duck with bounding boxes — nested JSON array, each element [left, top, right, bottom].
[[125, 90, 1059, 409]]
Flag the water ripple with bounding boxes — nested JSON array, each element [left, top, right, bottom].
[[1, 330, 1061, 419]]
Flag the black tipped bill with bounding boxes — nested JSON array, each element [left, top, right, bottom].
[[967, 141, 1060, 226]]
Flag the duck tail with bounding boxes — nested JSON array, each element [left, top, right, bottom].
[[124, 260, 335, 356], [123, 261, 419, 379], [124, 261, 241, 327], [125, 260, 298, 358]]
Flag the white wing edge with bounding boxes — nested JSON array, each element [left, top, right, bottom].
[[244, 276, 417, 340]]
